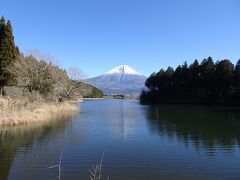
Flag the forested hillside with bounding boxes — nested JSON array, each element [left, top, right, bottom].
[[140, 57, 240, 105]]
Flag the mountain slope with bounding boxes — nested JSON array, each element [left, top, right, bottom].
[[86, 65, 147, 95], [78, 82, 103, 98]]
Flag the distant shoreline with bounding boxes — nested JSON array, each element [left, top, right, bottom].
[[83, 96, 139, 100], [83, 98, 104, 100]]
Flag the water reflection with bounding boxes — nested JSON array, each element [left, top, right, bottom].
[[146, 105, 240, 153], [0, 115, 74, 180], [107, 100, 141, 139], [1, 101, 240, 180]]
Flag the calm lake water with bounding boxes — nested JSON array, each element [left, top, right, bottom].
[[1, 99, 240, 180]]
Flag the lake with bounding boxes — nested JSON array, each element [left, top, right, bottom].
[[1, 99, 240, 180]]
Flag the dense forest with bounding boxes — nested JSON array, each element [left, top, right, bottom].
[[0, 16, 103, 101], [140, 57, 240, 105]]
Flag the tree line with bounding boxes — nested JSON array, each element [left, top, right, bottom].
[[0, 16, 103, 101], [140, 57, 240, 105]]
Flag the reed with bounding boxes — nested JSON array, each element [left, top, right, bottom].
[[0, 97, 78, 126], [49, 151, 63, 180], [89, 150, 107, 180]]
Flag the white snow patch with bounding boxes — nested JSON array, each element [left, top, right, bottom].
[[104, 65, 142, 75]]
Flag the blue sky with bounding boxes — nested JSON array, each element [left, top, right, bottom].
[[1, 0, 240, 77]]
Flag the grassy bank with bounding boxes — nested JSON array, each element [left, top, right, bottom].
[[0, 97, 79, 126]]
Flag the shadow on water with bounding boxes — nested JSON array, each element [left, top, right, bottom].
[[0, 114, 75, 180], [145, 104, 240, 154]]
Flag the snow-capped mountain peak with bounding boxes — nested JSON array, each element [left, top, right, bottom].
[[87, 65, 146, 95], [104, 65, 142, 75]]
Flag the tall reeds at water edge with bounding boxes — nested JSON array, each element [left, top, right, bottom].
[[0, 97, 79, 126]]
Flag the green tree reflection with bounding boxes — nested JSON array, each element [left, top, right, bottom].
[[146, 105, 240, 154]]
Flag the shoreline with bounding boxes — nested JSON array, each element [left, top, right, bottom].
[[0, 97, 80, 126], [83, 98, 104, 100]]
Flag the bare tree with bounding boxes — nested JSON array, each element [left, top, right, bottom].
[[8, 55, 55, 94], [8, 54, 85, 102], [24, 48, 59, 65], [55, 66, 85, 102]]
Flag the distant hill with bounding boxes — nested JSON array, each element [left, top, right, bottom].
[[78, 82, 103, 98], [85, 65, 147, 95]]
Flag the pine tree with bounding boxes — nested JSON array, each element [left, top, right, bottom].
[[0, 16, 5, 38], [234, 59, 240, 90], [0, 16, 6, 95], [0, 17, 17, 94]]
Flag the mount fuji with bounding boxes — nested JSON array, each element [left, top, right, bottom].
[[86, 65, 147, 95]]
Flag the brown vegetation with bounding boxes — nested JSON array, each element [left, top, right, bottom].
[[0, 96, 78, 126], [0, 16, 103, 126]]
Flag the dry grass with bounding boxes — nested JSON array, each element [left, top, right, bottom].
[[89, 150, 107, 180], [0, 96, 79, 126]]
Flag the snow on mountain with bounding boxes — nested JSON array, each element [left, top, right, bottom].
[[86, 65, 147, 95], [104, 65, 142, 75]]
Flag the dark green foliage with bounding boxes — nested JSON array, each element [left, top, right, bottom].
[[0, 16, 17, 92], [234, 60, 240, 89], [140, 57, 240, 106], [89, 87, 103, 98], [15, 46, 20, 55]]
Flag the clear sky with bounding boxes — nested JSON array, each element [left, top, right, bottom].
[[1, 0, 240, 77]]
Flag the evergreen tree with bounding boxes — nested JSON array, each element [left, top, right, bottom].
[[215, 60, 234, 96], [15, 46, 20, 55], [189, 59, 200, 90], [200, 57, 214, 78], [145, 72, 156, 91], [0, 16, 5, 39], [235, 59, 240, 71], [234, 59, 240, 90], [0, 17, 17, 94]]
